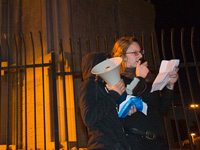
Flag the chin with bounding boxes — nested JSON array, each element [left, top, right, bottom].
[[133, 64, 137, 67]]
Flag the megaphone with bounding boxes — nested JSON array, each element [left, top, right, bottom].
[[91, 57, 122, 87]]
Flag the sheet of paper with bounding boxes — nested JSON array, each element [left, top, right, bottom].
[[142, 101, 148, 116], [151, 59, 180, 93], [118, 95, 132, 113]]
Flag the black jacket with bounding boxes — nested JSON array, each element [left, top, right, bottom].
[[121, 68, 174, 137], [79, 52, 129, 150]]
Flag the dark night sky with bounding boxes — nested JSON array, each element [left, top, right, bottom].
[[151, 0, 200, 34], [152, 0, 200, 30]]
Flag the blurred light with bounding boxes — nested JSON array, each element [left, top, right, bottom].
[[191, 133, 196, 144], [191, 133, 196, 136], [190, 104, 199, 108]]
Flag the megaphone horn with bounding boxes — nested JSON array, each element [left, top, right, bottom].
[[91, 57, 122, 87]]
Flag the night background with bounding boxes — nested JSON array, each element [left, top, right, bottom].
[[153, 0, 200, 30]]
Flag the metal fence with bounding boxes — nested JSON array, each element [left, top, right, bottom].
[[0, 27, 200, 150]]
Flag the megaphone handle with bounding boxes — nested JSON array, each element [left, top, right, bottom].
[[126, 77, 140, 95]]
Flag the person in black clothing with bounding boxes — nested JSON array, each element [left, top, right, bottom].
[[79, 52, 130, 150], [112, 37, 179, 150]]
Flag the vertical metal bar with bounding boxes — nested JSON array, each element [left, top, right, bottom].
[[30, 32, 37, 150], [191, 27, 200, 87], [69, 38, 79, 149], [161, 30, 166, 59], [77, 38, 83, 81], [5, 35, 10, 150], [180, 28, 195, 150], [150, 31, 158, 71], [141, 32, 146, 61], [21, 34, 27, 150], [39, 31, 46, 150], [59, 39, 69, 149], [14, 35, 19, 150], [96, 36, 99, 52], [0, 44, 1, 144], [160, 30, 173, 149], [170, 29, 183, 149], [86, 37, 90, 53], [51, 51, 60, 150], [104, 36, 108, 54], [19, 34, 23, 148], [141, 32, 145, 51]]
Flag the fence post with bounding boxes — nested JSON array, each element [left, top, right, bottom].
[[51, 51, 60, 150]]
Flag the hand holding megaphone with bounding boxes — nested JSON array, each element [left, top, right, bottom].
[[106, 79, 126, 95]]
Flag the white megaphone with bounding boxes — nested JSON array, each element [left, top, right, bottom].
[[91, 57, 122, 87]]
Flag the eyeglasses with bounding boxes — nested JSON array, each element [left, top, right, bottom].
[[126, 50, 145, 56]]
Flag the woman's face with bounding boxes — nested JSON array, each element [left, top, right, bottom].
[[124, 42, 143, 68]]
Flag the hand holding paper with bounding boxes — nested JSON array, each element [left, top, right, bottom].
[[151, 59, 180, 92]]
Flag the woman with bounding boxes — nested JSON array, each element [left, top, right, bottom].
[[112, 37, 179, 150], [79, 52, 130, 150]]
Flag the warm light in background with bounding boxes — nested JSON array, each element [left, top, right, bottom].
[[191, 133, 196, 144], [190, 104, 199, 108], [191, 133, 196, 136]]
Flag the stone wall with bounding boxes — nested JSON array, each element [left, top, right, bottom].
[[1, 0, 157, 68]]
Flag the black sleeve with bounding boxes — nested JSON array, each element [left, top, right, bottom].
[[159, 88, 174, 115], [109, 90, 121, 101], [132, 77, 147, 96], [97, 80, 121, 101], [79, 80, 117, 127]]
